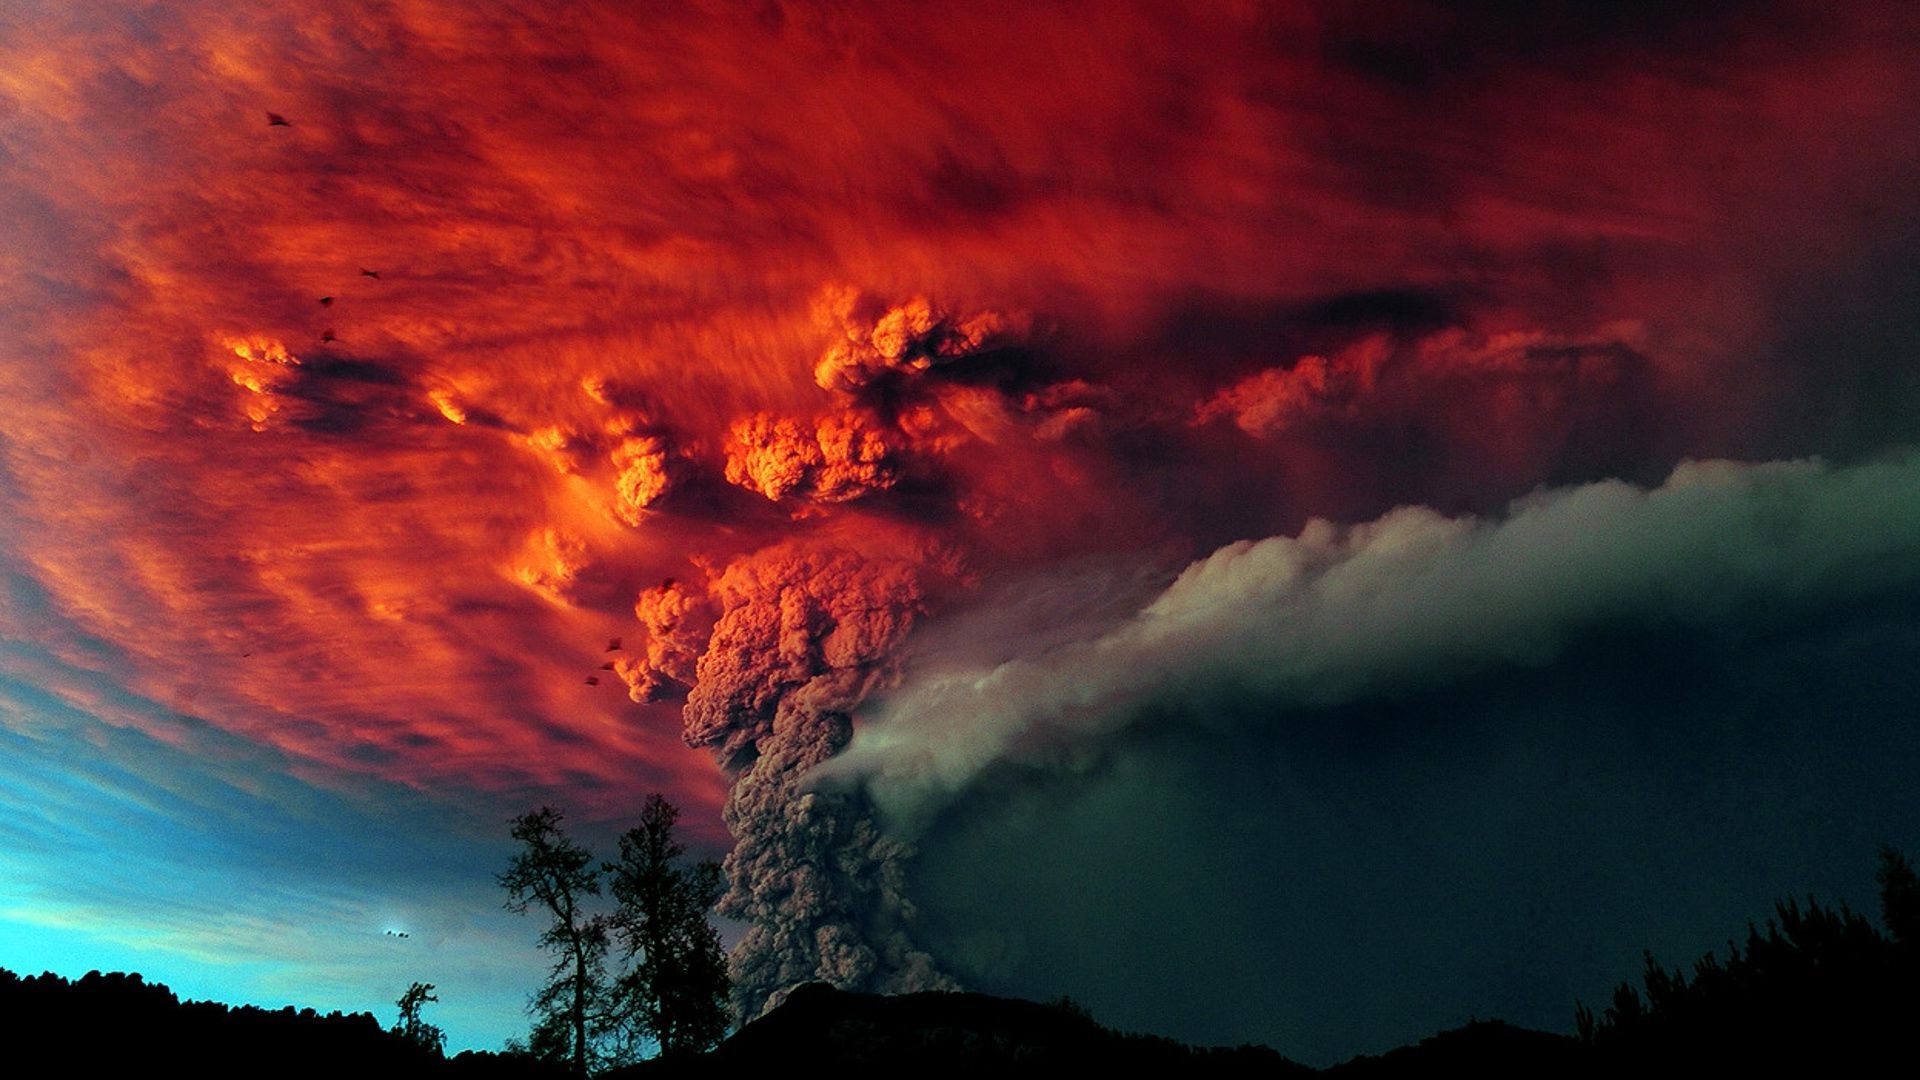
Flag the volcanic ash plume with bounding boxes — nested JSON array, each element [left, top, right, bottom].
[[723, 411, 900, 504], [673, 545, 955, 1018], [648, 292, 1038, 1014], [812, 293, 1016, 394], [618, 579, 715, 703]]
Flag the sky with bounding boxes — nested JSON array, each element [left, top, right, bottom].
[[2, 0, 1919, 1064]]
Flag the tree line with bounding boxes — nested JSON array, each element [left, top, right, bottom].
[[0, 968, 448, 1074], [1574, 845, 1920, 1068]]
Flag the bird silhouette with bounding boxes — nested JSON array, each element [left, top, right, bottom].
[[606, 637, 622, 652], [662, 577, 676, 589], [319, 329, 337, 344], [599, 661, 616, 671], [585, 676, 601, 686], [319, 296, 333, 307], [266, 113, 291, 127], [360, 268, 381, 279]]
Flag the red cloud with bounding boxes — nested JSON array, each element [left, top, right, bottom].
[[3, 0, 1917, 971]]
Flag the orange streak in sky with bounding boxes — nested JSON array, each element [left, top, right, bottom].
[[3, 0, 1917, 835]]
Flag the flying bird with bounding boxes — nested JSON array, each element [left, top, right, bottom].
[[585, 676, 601, 686], [606, 637, 622, 652], [319, 329, 337, 344], [319, 296, 333, 307], [599, 661, 616, 671], [266, 112, 291, 127], [360, 268, 381, 279]]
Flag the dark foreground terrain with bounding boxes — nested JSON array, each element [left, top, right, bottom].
[[10, 848, 1917, 1078], [615, 849, 1920, 1077], [0, 967, 558, 1079], [613, 983, 1593, 1078]]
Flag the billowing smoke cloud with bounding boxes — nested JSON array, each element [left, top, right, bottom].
[[722, 293, 1025, 506], [514, 527, 593, 602], [610, 434, 679, 522], [516, 379, 692, 521], [616, 578, 715, 703], [826, 451, 1920, 830], [724, 411, 901, 504], [663, 543, 955, 1016], [1195, 347, 1373, 436], [812, 292, 1019, 394]]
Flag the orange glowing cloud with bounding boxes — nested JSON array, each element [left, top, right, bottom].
[[1, 0, 1917, 840], [723, 411, 899, 505]]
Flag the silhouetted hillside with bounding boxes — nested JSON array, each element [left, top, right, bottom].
[[0, 968, 560, 1080], [610, 982, 1313, 1078], [10, 847, 1916, 1077], [1327, 1019, 1593, 1078], [612, 982, 1599, 1078]]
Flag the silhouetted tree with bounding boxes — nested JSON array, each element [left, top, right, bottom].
[[395, 980, 446, 1055], [500, 806, 612, 1076], [605, 793, 732, 1058], [1577, 847, 1920, 1068], [1876, 844, 1919, 945]]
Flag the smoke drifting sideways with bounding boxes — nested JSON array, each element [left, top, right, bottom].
[[825, 452, 1920, 833]]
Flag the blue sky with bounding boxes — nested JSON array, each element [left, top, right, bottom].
[[0, 648, 565, 1052]]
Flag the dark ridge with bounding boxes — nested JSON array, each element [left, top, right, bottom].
[[611, 982, 1589, 1078], [1327, 1020, 1593, 1078], [610, 982, 1312, 1078], [0, 967, 560, 1079]]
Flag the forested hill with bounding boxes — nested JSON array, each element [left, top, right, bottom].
[[0, 968, 549, 1079]]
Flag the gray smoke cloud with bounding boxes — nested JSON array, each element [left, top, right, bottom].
[[655, 292, 1043, 1018], [823, 451, 1920, 832], [674, 544, 956, 1018]]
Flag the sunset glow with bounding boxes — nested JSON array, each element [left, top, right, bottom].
[[5, 1, 1920, 1062]]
